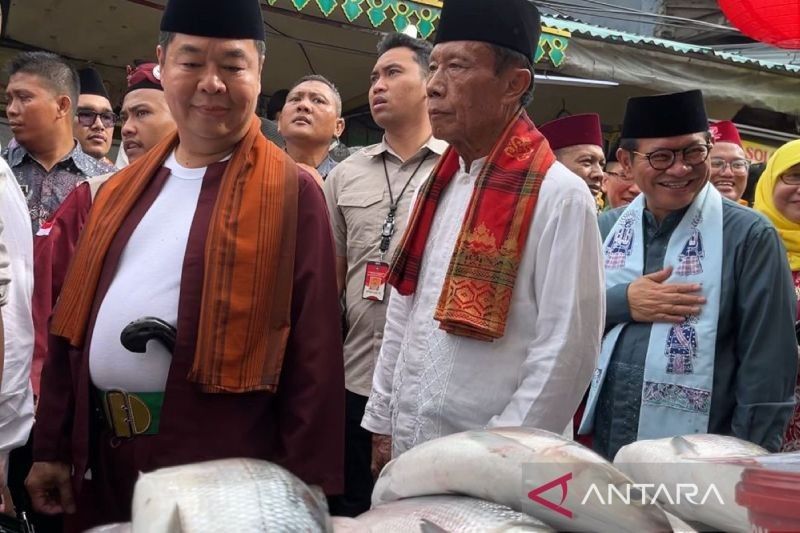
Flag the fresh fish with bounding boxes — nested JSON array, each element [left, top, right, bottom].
[[372, 427, 671, 532], [614, 434, 769, 532], [332, 496, 551, 532], [613, 434, 768, 463], [331, 517, 361, 531], [131, 458, 331, 533], [664, 511, 698, 533], [85, 524, 132, 533]]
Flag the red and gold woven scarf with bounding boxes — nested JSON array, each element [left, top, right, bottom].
[[388, 110, 555, 341]]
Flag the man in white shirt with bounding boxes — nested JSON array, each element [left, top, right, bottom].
[[362, 0, 604, 461], [0, 157, 35, 513], [0, 223, 8, 310]]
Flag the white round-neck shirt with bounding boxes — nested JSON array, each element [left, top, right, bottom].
[[90, 152, 207, 392]]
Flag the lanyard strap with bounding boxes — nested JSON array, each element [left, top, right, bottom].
[[379, 151, 430, 258]]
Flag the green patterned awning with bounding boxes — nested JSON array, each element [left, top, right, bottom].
[[267, 0, 570, 67]]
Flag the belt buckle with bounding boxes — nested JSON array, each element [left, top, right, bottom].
[[103, 389, 152, 439]]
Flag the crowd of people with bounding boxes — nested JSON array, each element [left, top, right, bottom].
[[0, 0, 798, 530]]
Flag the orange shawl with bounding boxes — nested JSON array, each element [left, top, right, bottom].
[[52, 116, 298, 393]]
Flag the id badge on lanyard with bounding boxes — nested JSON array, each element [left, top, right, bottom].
[[361, 152, 429, 302], [362, 261, 390, 301], [362, 198, 398, 302]]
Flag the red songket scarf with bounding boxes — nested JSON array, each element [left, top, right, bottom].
[[388, 110, 555, 341]]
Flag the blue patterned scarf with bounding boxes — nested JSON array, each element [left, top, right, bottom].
[[580, 183, 723, 439]]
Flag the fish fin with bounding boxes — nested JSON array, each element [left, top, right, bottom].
[[419, 519, 450, 533], [167, 504, 182, 533], [670, 436, 698, 457], [308, 485, 329, 509], [379, 457, 394, 478], [306, 488, 334, 532]]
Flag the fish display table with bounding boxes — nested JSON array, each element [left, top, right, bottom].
[[86, 430, 800, 532]]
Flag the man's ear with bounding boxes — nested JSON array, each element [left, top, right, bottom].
[[618, 148, 634, 175], [56, 95, 72, 119], [334, 117, 345, 139], [504, 67, 531, 106], [156, 45, 165, 68]]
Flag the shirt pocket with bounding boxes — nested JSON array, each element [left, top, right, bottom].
[[337, 189, 385, 249]]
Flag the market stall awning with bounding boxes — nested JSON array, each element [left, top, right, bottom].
[[542, 14, 800, 114]]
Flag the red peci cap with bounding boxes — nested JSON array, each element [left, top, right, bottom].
[[539, 113, 603, 151], [709, 120, 742, 146], [125, 62, 163, 95]]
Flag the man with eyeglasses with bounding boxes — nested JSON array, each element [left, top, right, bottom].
[[75, 68, 116, 165], [3, 52, 115, 234], [708, 120, 750, 204], [602, 140, 640, 209], [579, 90, 797, 460]]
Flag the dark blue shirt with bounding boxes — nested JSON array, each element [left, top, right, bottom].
[[594, 199, 797, 459]]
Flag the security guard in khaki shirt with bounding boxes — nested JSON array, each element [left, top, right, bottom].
[[323, 32, 446, 516]]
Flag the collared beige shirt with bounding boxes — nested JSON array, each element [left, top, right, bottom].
[[324, 136, 447, 396]]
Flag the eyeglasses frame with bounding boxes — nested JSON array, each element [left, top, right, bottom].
[[76, 108, 118, 129], [604, 170, 636, 183], [631, 143, 712, 171], [709, 157, 750, 174], [779, 173, 800, 186]]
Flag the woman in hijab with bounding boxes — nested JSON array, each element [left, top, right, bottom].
[[754, 138, 800, 451]]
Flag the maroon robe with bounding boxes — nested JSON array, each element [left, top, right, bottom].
[[33, 160, 345, 530], [32, 182, 94, 396]]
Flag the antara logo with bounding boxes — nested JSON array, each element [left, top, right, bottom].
[[527, 471, 726, 519], [527, 472, 573, 518]]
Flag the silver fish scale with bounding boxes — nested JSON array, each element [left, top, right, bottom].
[[133, 458, 330, 532], [351, 495, 551, 532], [428, 498, 537, 530]]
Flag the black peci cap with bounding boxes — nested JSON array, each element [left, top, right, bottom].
[[621, 90, 708, 139], [78, 67, 110, 100], [434, 0, 542, 60], [160, 0, 266, 41]]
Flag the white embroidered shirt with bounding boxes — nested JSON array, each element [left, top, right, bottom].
[[361, 158, 605, 457]]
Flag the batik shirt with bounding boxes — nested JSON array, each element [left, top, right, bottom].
[[3, 139, 115, 233], [316, 154, 339, 181]]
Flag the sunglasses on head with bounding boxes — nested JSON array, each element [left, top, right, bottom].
[[76, 109, 117, 128]]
